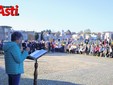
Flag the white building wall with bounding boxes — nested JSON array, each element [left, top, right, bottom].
[[0, 26, 11, 41]]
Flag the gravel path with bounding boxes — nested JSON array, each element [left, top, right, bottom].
[[0, 53, 113, 85]]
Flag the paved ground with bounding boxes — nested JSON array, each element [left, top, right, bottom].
[[0, 53, 113, 85]]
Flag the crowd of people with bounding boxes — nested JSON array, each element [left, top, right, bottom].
[[66, 39, 113, 58], [0, 38, 113, 58], [20, 38, 113, 58]]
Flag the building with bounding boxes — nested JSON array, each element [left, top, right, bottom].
[[104, 31, 113, 41], [20, 31, 28, 41], [0, 26, 12, 41], [19, 31, 35, 41], [26, 31, 35, 40]]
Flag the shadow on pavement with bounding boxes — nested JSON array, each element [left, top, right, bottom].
[[45, 52, 69, 57], [20, 78, 83, 85], [0, 67, 83, 85], [0, 67, 8, 85]]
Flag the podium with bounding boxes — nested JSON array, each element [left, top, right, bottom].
[[27, 49, 47, 85]]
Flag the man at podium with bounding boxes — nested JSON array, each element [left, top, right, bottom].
[[3, 31, 30, 85]]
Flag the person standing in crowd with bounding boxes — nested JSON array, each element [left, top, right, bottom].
[[3, 31, 30, 85], [51, 39, 55, 52]]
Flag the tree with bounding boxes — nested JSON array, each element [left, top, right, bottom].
[[48, 29, 51, 34], [66, 29, 71, 35], [97, 32, 101, 40], [40, 29, 52, 41], [41, 31, 44, 40], [35, 32, 39, 40], [56, 31, 61, 38], [45, 29, 52, 34], [84, 29, 91, 34], [78, 30, 83, 34]]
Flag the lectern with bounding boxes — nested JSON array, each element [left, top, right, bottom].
[[27, 49, 47, 85]]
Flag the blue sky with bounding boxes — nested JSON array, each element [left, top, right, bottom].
[[0, 0, 113, 32]]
